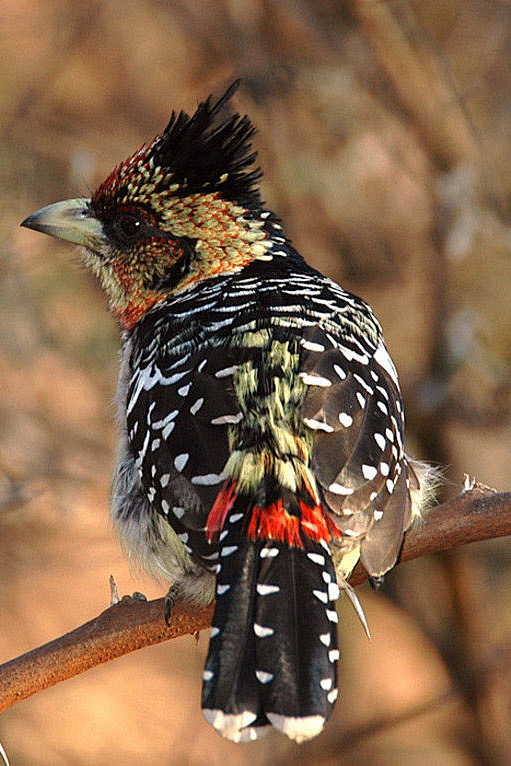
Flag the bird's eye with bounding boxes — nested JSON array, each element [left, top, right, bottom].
[[115, 213, 143, 242]]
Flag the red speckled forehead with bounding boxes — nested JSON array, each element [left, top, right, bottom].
[[92, 140, 168, 219], [92, 82, 262, 220]]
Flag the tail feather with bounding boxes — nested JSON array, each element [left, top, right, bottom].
[[202, 532, 262, 740], [202, 483, 340, 743], [255, 537, 339, 740]]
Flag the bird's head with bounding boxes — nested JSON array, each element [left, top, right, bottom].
[[21, 82, 273, 328]]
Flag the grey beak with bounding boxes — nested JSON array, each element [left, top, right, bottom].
[[21, 198, 105, 249]]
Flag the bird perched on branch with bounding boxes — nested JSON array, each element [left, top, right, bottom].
[[22, 81, 435, 743]]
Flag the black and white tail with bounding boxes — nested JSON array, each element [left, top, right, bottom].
[[202, 484, 340, 743]]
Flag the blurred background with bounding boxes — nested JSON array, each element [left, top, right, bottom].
[[1, 1, 510, 763]]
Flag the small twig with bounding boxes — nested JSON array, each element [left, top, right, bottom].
[[109, 574, 120, 606], [0, 739, 10, 766], [0, 485, 509, 715]]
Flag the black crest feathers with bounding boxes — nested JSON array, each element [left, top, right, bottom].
[[151, 80, 262, 206]]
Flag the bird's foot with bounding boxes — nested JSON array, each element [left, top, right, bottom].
[[368, 575, 385, 590], [164, 584, 180, 626]]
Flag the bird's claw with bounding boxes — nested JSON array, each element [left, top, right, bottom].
[[164, 585, 179, 625], [368, 575, 385, 590]]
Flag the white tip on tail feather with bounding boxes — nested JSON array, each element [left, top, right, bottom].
[[203, 709, 271, 742], [266, 713, 326, 743]]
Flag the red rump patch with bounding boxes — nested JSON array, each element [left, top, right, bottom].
[[248, 495, 342, 547], [206, 481, 343, 548], [248, 501, 302, 547], [299, 500, 342, 544], [206, 481, 238, 542]]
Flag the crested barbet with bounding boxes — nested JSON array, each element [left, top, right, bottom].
[[22, 82, 435, 744]]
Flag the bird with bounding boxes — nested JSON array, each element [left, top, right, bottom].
[[21, 81, 435, 744]]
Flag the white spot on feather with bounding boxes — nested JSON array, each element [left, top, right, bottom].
[[299, 372, 332, 387], [191, 473, 225, 486], [211, 413, 243, 425], [174, 453, 189, 472], [328, 582, 340, 601], [254, 623, 274, 637], [190, 397, 204, 415], [303, 418, 334, 433], [328, 483, 354, 496], [255, 670, 274, 684], [152, 410, 179, 430], [374, 343, 399, 385], [221, 545, 238, 557], [260, 547, 279, 559], [340, 346, 369, 365], [362, 464, 378, 480], [307, 553, 325, 565], [257, 583, 280, 595], [300, 339, 325, 352], [215, 365, 239, 378], [354, 373, 374, 395]]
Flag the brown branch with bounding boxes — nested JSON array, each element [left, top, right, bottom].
[[0, 484, 510, 715]]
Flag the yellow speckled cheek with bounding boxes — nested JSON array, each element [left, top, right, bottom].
[[154, 193, 273, 287], [89, 122, 276, 326]]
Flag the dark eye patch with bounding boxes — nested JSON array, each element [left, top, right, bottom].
[[143, 237, 195, 291], [118, 214, 142, 239], [109, 212, 148, 246]]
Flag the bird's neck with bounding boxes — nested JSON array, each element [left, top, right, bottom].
[[111, 201, 281, 329]]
